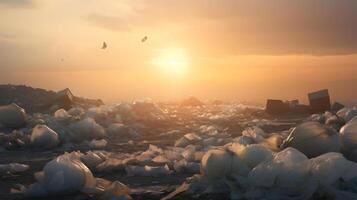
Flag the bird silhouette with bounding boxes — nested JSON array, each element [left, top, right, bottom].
[[101, 42, 107, 49], [141, 36, 148, 43]]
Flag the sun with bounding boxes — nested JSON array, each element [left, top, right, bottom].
[[152, 48, 188, 75]]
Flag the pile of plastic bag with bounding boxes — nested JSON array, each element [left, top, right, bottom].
[[24, 151, 131, 199]]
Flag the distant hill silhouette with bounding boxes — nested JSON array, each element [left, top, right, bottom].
[[0, 84, 103, 113]]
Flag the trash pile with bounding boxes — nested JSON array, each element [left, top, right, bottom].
[[24, 151, 131, 199], [2, 90, 357, 199]]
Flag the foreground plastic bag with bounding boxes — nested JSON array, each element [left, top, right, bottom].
[[25, 152, 96, 197], [68, 118, 106, 142], [310, 152, 357, 187], [201, 148, 249, 182], [0, 163, 29, 173], [0, 103, 27, 128], [247, 148, 317, 199], [340, 119, 357, 154], [54, 109, 71, 122], [236, 144, 274, 169], [241, 127, 267, 143], [281, 122, 339, 157], [30, 125, 59, 149], [337, 108, 357, 123]]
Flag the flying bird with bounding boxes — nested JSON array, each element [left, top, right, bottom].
[[101, 41, 107, 49], [141, 36, 148, 43]]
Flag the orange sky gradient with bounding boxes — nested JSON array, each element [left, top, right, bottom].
[[1, 0, 357, 104]]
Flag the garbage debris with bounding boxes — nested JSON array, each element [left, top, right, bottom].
[[168, 147, 357, 200], [340, 119, 357, 158], [338, 107, 357, 123], [30, 124, 59, 149], [25, 152, 96, 197], [125, 165, 171, 177], [54, 108, 71, 122], [265, 99, 289, 115], [68, 117, 106, 142], [308, 89, 331, 113], [81, 151, 105, 169], [266, 89, 333, 115], [201, 148, 249, 182], [332, 102, 345, 113], [0, 85, 103, 114], [53, 88, 74, 110], [281, 122, 339, 157], [2, 84, 357, 200], [99, 180, 131, 200], [0, 163, 29, 173], [0, 103, 27, 128]]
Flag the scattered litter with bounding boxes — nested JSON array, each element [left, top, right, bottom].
[[68, 117, 106, 142], [0, 104, 27, 128], [0, 163, 29, 173], [125, 165, 171, 177], [30, 125, 59, 149], [25, 152, 96, 197], [281, 122, 339, 157], [54, 109, 71, 122]]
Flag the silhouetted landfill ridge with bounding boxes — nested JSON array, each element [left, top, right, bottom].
[[0, 85, 103, 113]]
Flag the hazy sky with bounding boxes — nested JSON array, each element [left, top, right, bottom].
[[1, 0, 357, 104]]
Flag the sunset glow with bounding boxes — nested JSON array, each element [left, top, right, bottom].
[[152, 48, 188, 75], [0, 0, 357, 103]]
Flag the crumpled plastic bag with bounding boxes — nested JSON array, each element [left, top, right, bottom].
[[68, 117, 106, 142], [281, 122, 339, 157], [310, 152, 357, 187], [0, 103, 27, 128], [25, 152, 96, 197], [340, 119, 357, 154], [337, 108, 357, 123], [54, 108, 72, 122], [247, 148, 317, 199], [201, 148, 249, 182], [235, 144, 274, 169], [30, 124, 59, 149]]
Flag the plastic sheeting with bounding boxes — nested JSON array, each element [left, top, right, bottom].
[[0, 103, 27, 128], [281, 122, 339, 158], [340, 119, 357, 155], [25, 152, 96, 197], [30, 125, 59, 149], [68, 118, 106, 142]]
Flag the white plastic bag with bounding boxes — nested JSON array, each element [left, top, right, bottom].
[[30, 125, 59, 149], [25, 152, 96, 197]]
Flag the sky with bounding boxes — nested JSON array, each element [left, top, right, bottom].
[[1, 0, 357, 104]]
